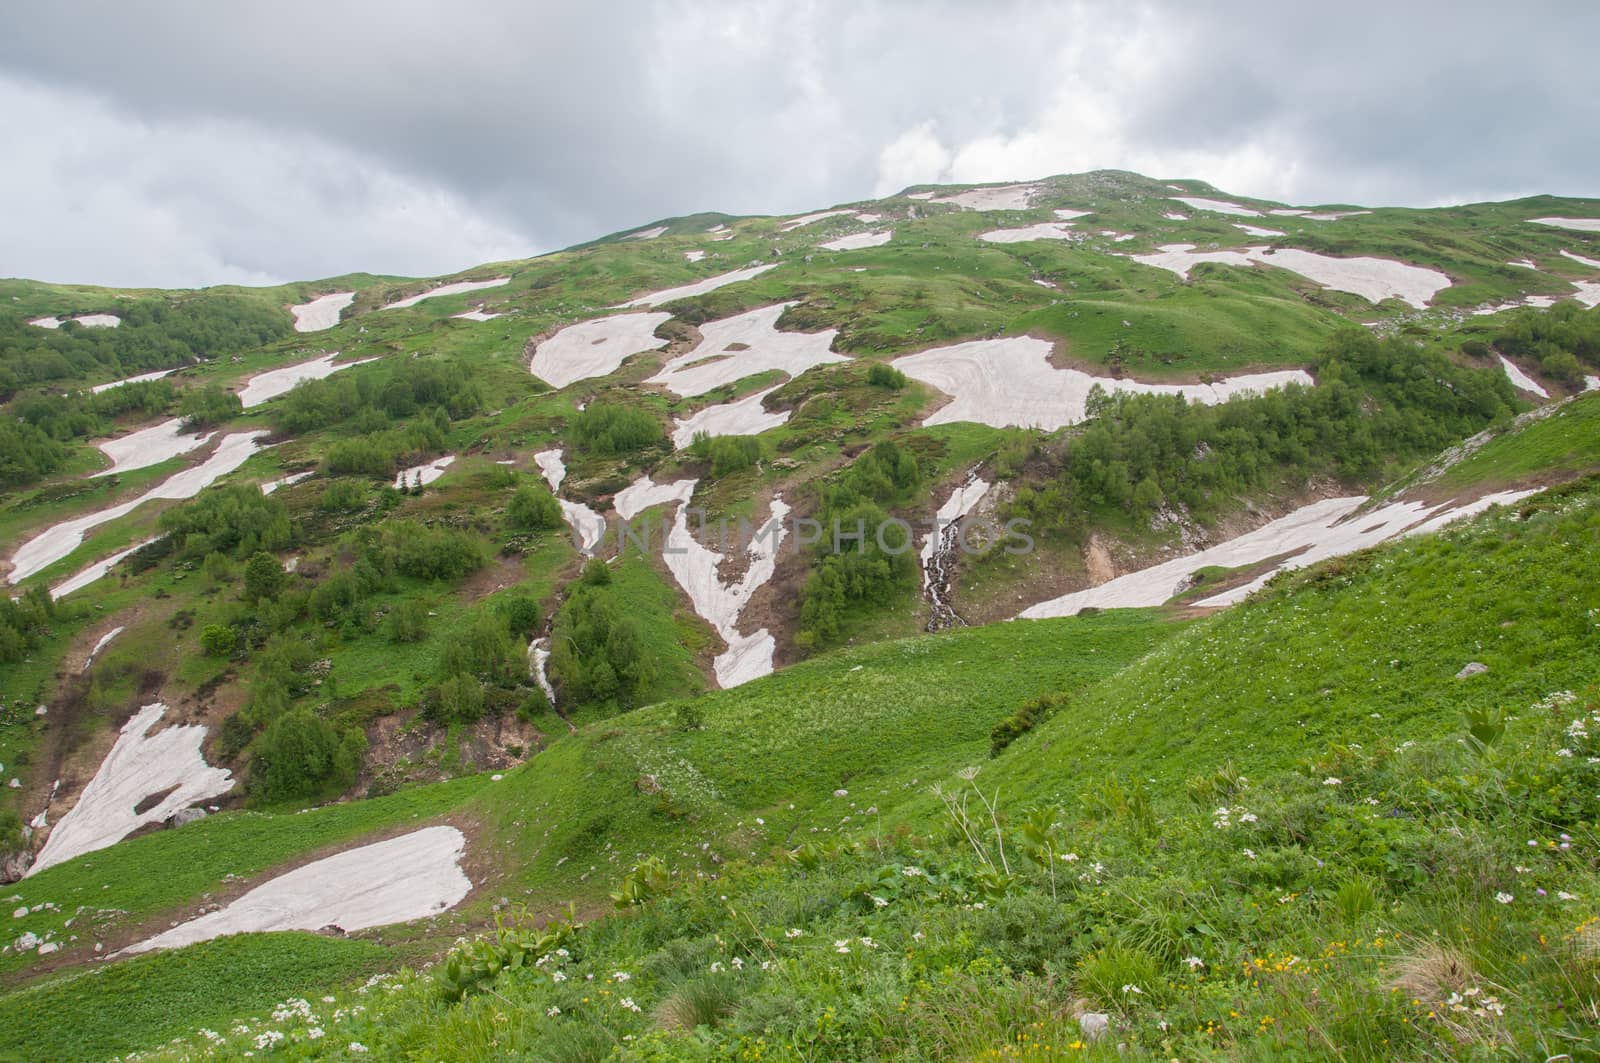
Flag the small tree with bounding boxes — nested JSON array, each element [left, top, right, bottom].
[[243, 551, 285, 602], [505, 484, 562, 531], [200, 624, 237, 658]]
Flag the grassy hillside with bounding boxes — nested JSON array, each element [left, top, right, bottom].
[[116, 477, 1600, 1061]]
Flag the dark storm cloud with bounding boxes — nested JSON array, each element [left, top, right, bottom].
[[0, 1, 1595, 287]]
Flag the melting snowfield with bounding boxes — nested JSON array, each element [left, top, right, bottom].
[[453, 309, 502, 322], [1130, 244, 1450, 308], [91, 368, 177, 394], [657, 490, 791, 687], [261, 470, 315, 496], [1172, 196, 1261, 217], [926, 184, 1040, 211], [1562, 250, 1600, 270], [93, 419, 210, 477], [238, 353, 376, 408], [1235, 223, 1285, 238], [820, 231, 892, 251], [671, 387, 788, 448], [50, 538, 159, 600], [893, 336, 1312, 430], [30, 314, 121, 329], [83, 626, 125, 671], [381, 278, 510, 310], [534, 449, 606, 554], [647, 304, 846, 397], [781, 209, 853, 230], [1530, 217, 1600, 233], [289, 292, 355, 332], [529, 311, 671, 388], [9, 432, 268, 585], [122, 826, 471, 954], [1499, 356, 1550, 398], [613, 475, 696, 521], [1017, 490, 1536, 620], [624, 225, 668, 240], [29, 703, 234, 876], [979, 222, 1082, 244], [394, 455, 455, 490], [619, 265, 779, 309]]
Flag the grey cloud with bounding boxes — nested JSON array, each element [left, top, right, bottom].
[[0, 0, 1595, 287]]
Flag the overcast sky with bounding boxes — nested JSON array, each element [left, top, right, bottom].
[[2, 1, 1595, 289]]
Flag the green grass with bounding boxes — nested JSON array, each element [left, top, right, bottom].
[[130, 478, 1600, 1062], [1438, 391, 1600, 489], [0, 933, 394, 1062]]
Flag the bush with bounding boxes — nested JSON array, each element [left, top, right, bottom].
[[866, 362, 908, 389], [572, 403, 666, 456], [177, 385, 243, 431], [248, 709, 364, 803], [243, 552, 286, 602], [990, 693, 1067, 756], [384, 599, 429, 643], [199, 624, 237, 658], [505, 484, 562, 532]]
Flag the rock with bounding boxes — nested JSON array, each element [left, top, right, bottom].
[[1456, 662, 1489, 678], [34, 705, 47, 717], [14, 932, 38, 951], [0, 851, 30, 884], [37, 941, 58, 955], [167, 808, 208, 828], [6, 779, 19, 789], [11, 907, 25, 919], [1079, 1012, 1111, 1042]]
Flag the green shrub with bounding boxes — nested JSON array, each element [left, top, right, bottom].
[[248, 709, 364, 803], [866, 362, 908, 389], [506, 484, 562, 531], [989, 693, 1067, 756], [199, 624, 237, 658], [572, 403, 666, 456]]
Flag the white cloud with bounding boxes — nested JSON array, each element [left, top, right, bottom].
[[873, 121, 953, 196], [0, 75, 533, 288]]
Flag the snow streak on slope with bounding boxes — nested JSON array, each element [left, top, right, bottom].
[[381, 278, 509, 309], [893, 337, 1311, 430], [647, 304, 845, 397], [123, 826, 471, 953], [619, 265, 779, 308], [529, 312, 671, 388], [289, 292, 355, 331], [93, 418, 210, 477], [30, 703, 233, 876]]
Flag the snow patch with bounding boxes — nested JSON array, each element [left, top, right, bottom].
[[781, 209, 853, 230], [30, 314, 120, 329], [91, 368, 177, 394], [239, 353, 377, 408], [1130, 243, 1450, 308], [820, 231, 892, 251], [613, 475, 696, 521], [93, 418, 210, 478], [647, 304, 846, 397], [893, 336, 1311, 430], [289, 292, 355, 332], [533, 449, 567, 492], [624, 225, 668, 240], [83, 626, 125, 671], [1561, 249, 1600, 270], [393, 455, 455, 490], [618, 265, 779, 308], [926, 184, 1040, 211], [29, 703, 233, 876], [684, 250, 706, 263], [10, 432, 269, 585], [50, 538, 159, 600], [122, 826, 470, 953], [1530, 217, 1600, 233], [658, 492, 790, 687], [261, 470, 314, 495], [530, 311, 671, 388], [381, 278, 510, 310], [671, 386, 788, 448], [1172, 196, 1261, 217], [1162, 211, 1188, 221], [453, 309, 501, 322], [1498, 355, 1550, 398], [979, 222, 1082, 244], [1235, 223, 1285, 238], [1020, 490, 1537, 619]]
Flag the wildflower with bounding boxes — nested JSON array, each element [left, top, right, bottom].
[[834, 940, 851, 954], [912, 931, 925, 941], [785, 928, 804, 938], [859, 936, 878, 949], [612, 971, 631, 982], [349, 1045, 369, 1055], [1239, 812, 1258, 823], [621, 997, 641, 1013], [555, 947, 569, 958], [833, 789, 848, 798], [1323, 777, 1341, 787], [254, 1031, 284, 1049], [1122, 983, 1143, 995], [1557, 749, 1574, 758], [551, 970, 567, 982], [1060, 852, 1080, 862], [1559, 891, 1579, 901], [710, 961, 725, 972], [1495, 892, 1514, 905], [1183, 955, 1205, 969], [547, 1006, 561, 1018], [1243, 848, 1257, 860], [307, 1028, 325, 1040], [731, 956, 744, 969], [871, 895, 889, 908]]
